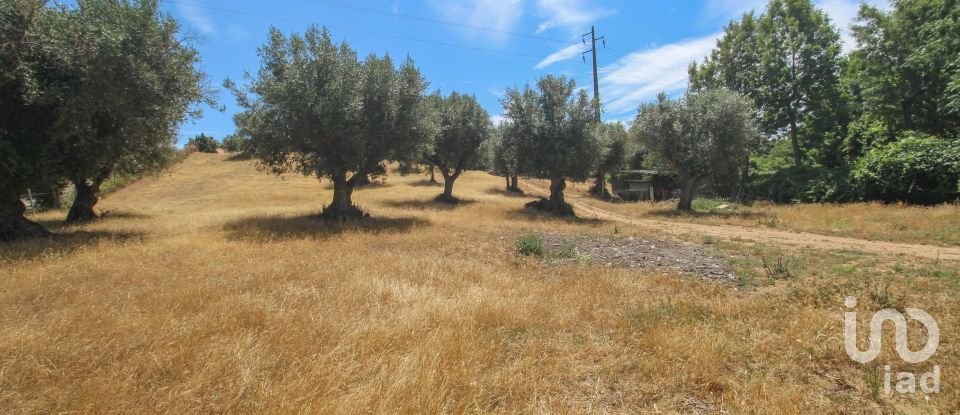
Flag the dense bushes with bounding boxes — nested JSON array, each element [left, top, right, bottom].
[[221, 134, 249, 153], [751, 163, 858, 204], [750, 133, 960, 205], [852, 133, 960, 204], [187, 134, 219, 153]]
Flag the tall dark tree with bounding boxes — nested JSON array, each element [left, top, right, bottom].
[[633, 90, 758, 211], [58, 0, 207, 222], [425, 91, 491, 203], [692, 0, 843, 168], [847, 1, 960, 136], [229, 26, 432, 219], [503, 75, 598, 216], [0, 0, 68, 239], [758, 0, 843, 167], [689, 12, 762, 99]]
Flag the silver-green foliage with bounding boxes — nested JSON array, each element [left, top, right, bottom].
[[632, 89, 758, 210], [228, 26, 432, 217]]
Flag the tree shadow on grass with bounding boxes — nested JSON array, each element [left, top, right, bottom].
[[223, 214, 429, 241], [100, 210, 153, 220], [0, 230, 146, 263], [484, 187, 527, 198], [405, 179, 443, 188], [382, 197, 477, 211], [506, 206, 605, 226], [225, 152, 254, 161]]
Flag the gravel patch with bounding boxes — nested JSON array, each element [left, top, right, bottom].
[[542, 234, 737, 283]]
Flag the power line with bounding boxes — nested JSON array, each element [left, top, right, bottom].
[[299, 0, 574, 44], [164, 0, 543, 59]]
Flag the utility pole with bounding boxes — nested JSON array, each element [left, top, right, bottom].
[[582, 26, 605, 121]]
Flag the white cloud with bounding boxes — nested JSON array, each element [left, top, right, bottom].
[[428, 0, 524, 42], [490, 114, 508, 126], [599, 34, 720, 116], [534, 0, 616, 34], [534, 43, 584, 69], [176, 2, 216, 36]]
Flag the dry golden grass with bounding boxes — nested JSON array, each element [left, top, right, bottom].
[[543, 179, 960, 246], [1, 153, 958, 413]]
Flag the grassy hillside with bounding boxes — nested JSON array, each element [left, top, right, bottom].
[[1, 153, 957, 413]]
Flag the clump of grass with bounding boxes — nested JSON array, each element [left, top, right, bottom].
[[762, 255, 795, 279], [514, 233, 545, 257], [870, 280, 905, 311], [756, 215, 782, 228], [863, 363, 885, 401]]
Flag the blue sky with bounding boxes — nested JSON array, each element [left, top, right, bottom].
[[163, 0, 886, 143]]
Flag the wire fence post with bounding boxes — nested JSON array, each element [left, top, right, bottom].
[[26, 188, 37, 216]]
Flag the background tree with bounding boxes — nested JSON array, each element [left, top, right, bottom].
[[425, 91, 491, 203], [689, 12, 761, 98], [0, 0, 69, 239], [504, 75, 598, 215], [846, 1, 960, 136], [58, 0, 207, 222], [221, 132, 250, 154], [632, 90, 758, 211], [693, 0, 842, 168], [492, 122, 522, 193], [589, 121, 631, 198], [758, 0, 843, 167], [229, 26, 431, 219], [188, 133, 220, 153]]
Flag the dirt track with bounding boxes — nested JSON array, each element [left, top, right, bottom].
[[521, 182, 960, 262]]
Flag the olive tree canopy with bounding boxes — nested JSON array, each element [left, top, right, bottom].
[[425, 91, 491, 203], [502, 75, 598, 215], [632, 89, 758, 211], [229, 26, 432, 219]]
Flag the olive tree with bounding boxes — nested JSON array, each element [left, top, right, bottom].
[[425, 91, 491, 203], [229, 26, 431, 219], [0, 0, 68, 239], [632, 89, 758, 210], [492, 122, 522, 193], [589, 121, 631, 198], [59, 0, 207, 222], [503, 75, 598, 215]]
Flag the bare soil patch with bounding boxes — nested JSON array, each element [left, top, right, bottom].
[[542, 234, 737, 283]]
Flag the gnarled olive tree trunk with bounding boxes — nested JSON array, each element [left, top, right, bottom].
[[590, 170, 609, 198], [677, 178, 698, 211], [436, 169, 462, 203], [525, 177, 574, 216], [508, 174, 520, 193], [324, 171, 365, 220], [66, 172, 108, 223], [0, 196, 50, 241]]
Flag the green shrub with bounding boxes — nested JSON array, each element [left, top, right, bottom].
[[221, 133, 249, 153], [750, 160, 860, 203], [187, 133, 219, 153], [515, 233, 545, 257], [852, 132, 960, 204]]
